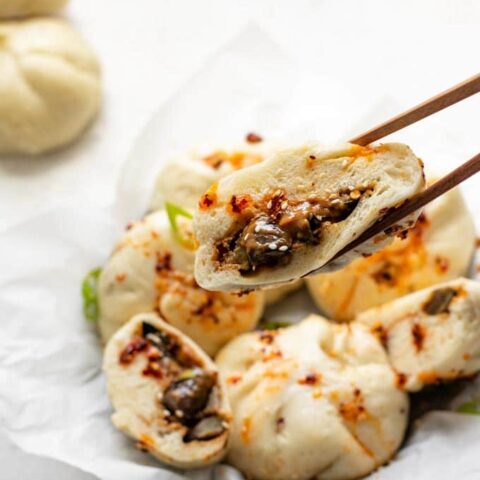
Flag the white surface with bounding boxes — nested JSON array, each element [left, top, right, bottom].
[[1, 1, 480, 479]]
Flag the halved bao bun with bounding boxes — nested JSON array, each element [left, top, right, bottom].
[[150, 139, 275, 211], [104, 313, 231, 468], [357, 278, 480, 392], [0, 0, 67, 18], [0, 18, 100, 155], [307, 185, 475, 321], [194, 142, 425, 292], [98, 210, 264, 355], [216, 315, 408, 480]]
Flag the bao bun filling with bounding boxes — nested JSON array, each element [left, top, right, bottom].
[[119, 321, 227, 443], [214, 187, 372, 273]]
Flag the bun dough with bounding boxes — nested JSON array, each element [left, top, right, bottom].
[[216, 315, 408, 480], [357, 278, 480, 392], [104, 313, 231, 468], [194, 142, 425, 292], [0, 18, 101, 155], [0, 0, 67, 18], [149, 141, 275, 211], [307, 185, 475, 321], [98, 210, 264, 355]]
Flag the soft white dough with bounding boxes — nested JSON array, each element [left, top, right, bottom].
[[149, 141, 277, 211], [98, 210, 264, 355], [307, 184, 476, 321], [194, 142, 425, 292], [0, 0, 67, 18], [103, 313, 231, 468], [357, 278, 480, 392], [216, 315, 409, 480], [0, 18, 101, 155]]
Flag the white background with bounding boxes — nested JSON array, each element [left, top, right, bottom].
[[1, 1, 480, 478]]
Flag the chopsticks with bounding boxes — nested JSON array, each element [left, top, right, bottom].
[[319, 73, 480, 271], [350, 72, 480, 146]]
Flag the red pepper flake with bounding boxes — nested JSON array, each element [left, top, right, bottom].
[[156, 253, 172, 272], [395, 372, 407, 389], [227, 194, 252, 215], [119, 337, 148, 364], [371, 323, 388, 349], [125, 222, 134, 230], [227, 374, 242, 385], [116, 272, 127, 283], [298, 372, 321, 386], [245, 132, 263, 143], [199, 184, 218, 210], [142, 361, 163, 378], [434, 256, 449, 274], [411, 323, 426, 352], [259, 331, 276, 344]]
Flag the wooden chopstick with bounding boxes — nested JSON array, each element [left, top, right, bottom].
[[317, 151, 480, 271], [350, 72, 480, 146]]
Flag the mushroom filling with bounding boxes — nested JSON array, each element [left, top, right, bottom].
[[215, 188, 368, 273], [422, 287, 458, 315], [119, 322, 227, 442]]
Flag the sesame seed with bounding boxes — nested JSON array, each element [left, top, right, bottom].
[[244, 233, 250, 240], [279, 245, 288, 252], [175, 410, 184, 418], [255, 226, 261, 233], [267, 201, 273, 209], [281, 201, 288, 210], [268, 243, 278, 250]]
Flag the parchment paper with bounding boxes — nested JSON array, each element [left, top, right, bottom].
[[1, 25, 480, 480]]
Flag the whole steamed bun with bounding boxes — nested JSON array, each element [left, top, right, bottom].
[[216, 315, 408, 480], [0, 18, 101, 155], [0, 0, 67, 18], [307, 185, 475, 321]]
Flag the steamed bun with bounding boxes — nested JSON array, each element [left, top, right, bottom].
[[357, 278, 480, 391], [0, 0, 67, 18], [307, 185, 475, 321], [0, 18, 101, 155], [98, 210, 264, 356], [104, 313, 231, 468], [149, 140, 275, 211], [193, 142, 425, 292], [216, 315, 408, 480]]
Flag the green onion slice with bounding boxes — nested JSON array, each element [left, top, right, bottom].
[[165, 201, 195, 250], [82, 267, 102, 323]]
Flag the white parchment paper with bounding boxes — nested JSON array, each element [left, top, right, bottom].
[[1, 25, 480, 480]]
